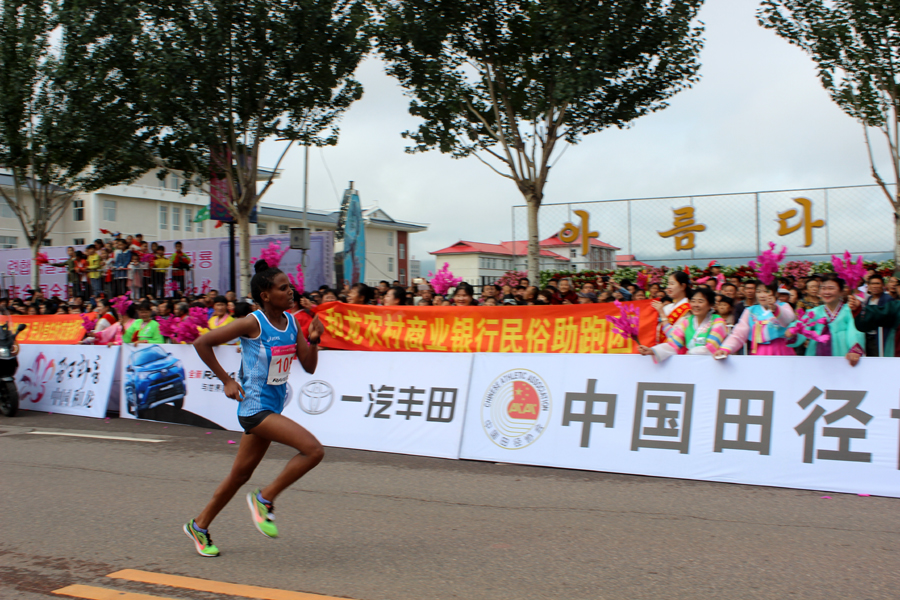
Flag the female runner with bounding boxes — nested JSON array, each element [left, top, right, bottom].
[[183, 260, 325, 557]]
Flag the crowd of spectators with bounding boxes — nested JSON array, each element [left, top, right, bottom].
[[5, 236, 898, 361]]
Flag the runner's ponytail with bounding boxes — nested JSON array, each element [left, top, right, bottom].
[[251, 260, 284, 305]]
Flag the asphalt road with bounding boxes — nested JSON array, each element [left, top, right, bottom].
[[1, 410, 898, 600]]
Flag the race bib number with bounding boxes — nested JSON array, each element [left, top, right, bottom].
[[267, 344, 294, 385]]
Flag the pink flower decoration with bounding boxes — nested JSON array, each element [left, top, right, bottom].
[[606, 300, 641, 343], [635, 271, 649, 291], [251, 241, 290, 270], [288, 263, 305, 293], [428, 262, 463, 296], [832, 251, 867, 292], [788, 307, 830, 344], [111, 292, 132, 317], [748, 242, 787, 286], [80, 313, 97, 334]]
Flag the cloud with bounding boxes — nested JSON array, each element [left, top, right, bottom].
[[258, 0, 896, 268]]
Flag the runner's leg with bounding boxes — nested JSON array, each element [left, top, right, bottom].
[[195, 432, 271, 529], [251, 414, 324, 502]]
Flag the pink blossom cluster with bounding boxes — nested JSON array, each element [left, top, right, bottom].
[[832, 251, 867, 292], [780, 260, 814, 281], [748, 242, 787, 285], [80, 313, 97, 333], [428, 262, 463, 296], [158, 307, 209, 344], [288, 263, 305, 293], [494, 270, 528, 289], [110, 293, 132, 317], [251, 241, 290, 270], [607, 300, 641, 342], [788, 308, 830, 344]]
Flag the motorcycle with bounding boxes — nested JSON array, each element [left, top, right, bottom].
[[0, 315, 26, 417]]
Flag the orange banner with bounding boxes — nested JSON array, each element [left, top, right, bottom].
[[314, 301, 658, 353], [0, 315, 86, 345]]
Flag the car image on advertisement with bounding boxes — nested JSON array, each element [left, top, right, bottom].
[[125, 345, 186, 419]]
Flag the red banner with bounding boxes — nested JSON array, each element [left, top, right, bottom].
[[0, 315, 86, 345], [314, 301, 657, 353]]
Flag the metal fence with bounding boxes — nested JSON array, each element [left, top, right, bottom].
[[511, 184, 896, 267], [0, 266, 197, 301]]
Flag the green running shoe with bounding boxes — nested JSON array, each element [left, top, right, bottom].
[[183, 519, 219, 557], [247, 489, 278, 538]]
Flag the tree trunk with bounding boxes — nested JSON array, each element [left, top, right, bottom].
[[526, 196, 540, 284], [895, 207, 900, 275], [237, 211, 252, 298], [30, 238, 42, 291]]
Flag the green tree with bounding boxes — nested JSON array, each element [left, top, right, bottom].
[[759, 1, 900, 265], [139, 0, 369, 295], [0, 0, 152, 289], [374, 0, 705, 281]]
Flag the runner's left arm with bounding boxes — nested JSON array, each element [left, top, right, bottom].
[[295, 316, 322, 374]]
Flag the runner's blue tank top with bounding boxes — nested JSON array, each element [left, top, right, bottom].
[[237, 310, 298, 417]]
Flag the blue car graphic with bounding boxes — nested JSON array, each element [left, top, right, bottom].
[[125, 345, 186, 418]]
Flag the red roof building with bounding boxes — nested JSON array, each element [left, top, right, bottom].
[[615, 254, 651, 268], [430, 234, 619, 284]]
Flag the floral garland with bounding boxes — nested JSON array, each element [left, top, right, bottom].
[[428, 262, 463, 295]]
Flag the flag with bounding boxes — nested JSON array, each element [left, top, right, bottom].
[[194, 206, 211, 223]]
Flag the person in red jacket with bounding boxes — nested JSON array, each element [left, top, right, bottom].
[[551, 277, 579, 305]]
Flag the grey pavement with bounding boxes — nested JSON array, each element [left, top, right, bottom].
[[1, 410, 898, 600]]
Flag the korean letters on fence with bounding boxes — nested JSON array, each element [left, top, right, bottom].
[[460, 353, 900, 498]]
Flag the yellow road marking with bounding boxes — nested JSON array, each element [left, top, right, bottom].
[[107, 569, 352, 600], [52, 584, 178, 600]]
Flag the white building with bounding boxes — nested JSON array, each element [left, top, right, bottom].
[[0, 170, 427, 285], [431, 235, 619, 286], [430, 240, 570, 286]]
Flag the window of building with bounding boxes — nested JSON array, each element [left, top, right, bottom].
[[103, 200, 116, 221], [72, 199, 84, 222], [42, 239, 52, 246], [387, 257, 394, 272], [158, 175, 166, 188], [172, 206, 180, 230], [278, 224, 290, 234], [159, 205, 168, 229], [185, 208, 193, 232], [399, 268, 406, 284], [0, 200, 12, 219], [73, 238, 85, 245], [257, 222, 267, 235], [196, 217, 203, 234], [171, 174, 179, 191], [399, 243, 405, 260], [0, 236, 17, 248], [387, 231, 393, 246]]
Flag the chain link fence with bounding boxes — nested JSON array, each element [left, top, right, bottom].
[[512, 184, 896, 267]]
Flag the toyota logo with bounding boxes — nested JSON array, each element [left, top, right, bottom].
[[298, 380, 334, 415]]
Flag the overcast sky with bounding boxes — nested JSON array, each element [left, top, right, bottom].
[[258, 0, 894, 273]]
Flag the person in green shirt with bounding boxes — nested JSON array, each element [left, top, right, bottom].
[[125, 301, 165, 344]]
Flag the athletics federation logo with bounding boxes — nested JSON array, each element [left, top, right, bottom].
[[482, 369, 551, 449]]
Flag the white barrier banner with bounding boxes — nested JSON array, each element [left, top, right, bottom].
[[460, 354, 900, 498], [119, 343, 242, 431], [17, 345, 120, 418], [119, 344, 473, 459], [281, 352, 473, 459]]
